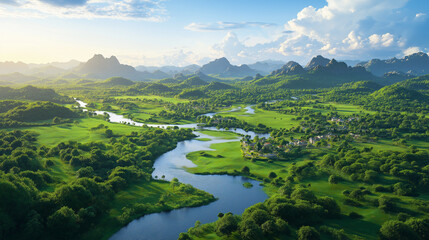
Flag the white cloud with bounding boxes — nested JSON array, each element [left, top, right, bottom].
[[0, 0, 166, 21], [403, 46, 421, 56], [368, 33, 394, 47], [278, 0, 409, 59], [211, 32, 287, 64], [415, 13, 426, 19], [185, 21, 277, 32]]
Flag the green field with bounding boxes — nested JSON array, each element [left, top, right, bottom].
[[115, 95, 190, 104], [16, 117, 140, 146], [217, 105, 300, 129]]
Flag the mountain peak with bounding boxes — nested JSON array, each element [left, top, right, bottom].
[[306, 55, 331, 69]]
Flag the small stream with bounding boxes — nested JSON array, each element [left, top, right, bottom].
[[75, 100, 269, 240]]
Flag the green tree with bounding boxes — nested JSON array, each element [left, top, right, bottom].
[[379, 220, 418, 240], [216, 213, 238, 236], [47, 207, 79, 240], [297, 226, 320, 240], [241, 166, 250, 174]]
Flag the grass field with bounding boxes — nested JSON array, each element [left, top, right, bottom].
[[184, 131, 429, 240], [17, 117, 141, 146], [217, 105, 300, 130], [115, 95, 189, 104]]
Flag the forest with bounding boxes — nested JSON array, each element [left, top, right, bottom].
[[0, 71, 428, 240]]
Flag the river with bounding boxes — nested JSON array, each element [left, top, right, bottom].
[[75, 99, 269, 240]]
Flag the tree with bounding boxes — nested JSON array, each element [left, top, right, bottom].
[[216, 213, 238, 236], [297, 226, 320, 240], [317, 196, 341, 218], [291, 188, 317, 202], [170, 178, 180, 190], [378, 195, 396, 213], [47, 207, 79, 240], [241, 166, 250, 174], [178, 233, 191, 240], [379, 220, 418, 240], [406, 218, 429, 240], [328, 175, 340, 184], [268, 172, 277, 179]]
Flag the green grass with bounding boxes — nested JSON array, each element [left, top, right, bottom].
[[217, 105, 300, 129], [196, 130, 240, 139], [82, 179, 215, 240], [17, 117, 140, 146], [186, 141, 293, 181], [115, 95, 190, 104]]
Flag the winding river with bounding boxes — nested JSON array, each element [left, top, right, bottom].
[[75, 100, 269, 240]]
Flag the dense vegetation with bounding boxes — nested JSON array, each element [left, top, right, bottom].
[[0, 71, 428, 240], [0, 127, 214, 240]]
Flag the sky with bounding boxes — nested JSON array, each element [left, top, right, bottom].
[[0, 0, 428, 66]]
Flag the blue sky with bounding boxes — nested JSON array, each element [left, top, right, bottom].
[[0, 0, 428, 66]]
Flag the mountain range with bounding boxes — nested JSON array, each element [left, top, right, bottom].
[[199, 57, 259, 78], [1, 52, 429, 84], [357, 52, 429, 76]]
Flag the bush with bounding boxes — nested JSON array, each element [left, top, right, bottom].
[[297, 226, 320, 240], [379, 220, 418, 240]]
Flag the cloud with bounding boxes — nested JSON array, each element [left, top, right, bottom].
[[185, 21, 277, 32], [415, 13, 426, 19], [278, 0, 410, 60], [211, 32, 288, 64], [1, 0, 20, 5], [403, 46, 421, 56], [0, 0, 167, 21], [39, 0, 88, 7], [368, 33, 394, 47]]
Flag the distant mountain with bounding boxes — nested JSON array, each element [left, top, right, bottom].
[[200, 57, 258, 78], [0, 72, 37, 83], [0, 60, 80, 76], [74, 54, 170, 81], [247, 60, 285, 75], [270, 61, 305, 76], [136, 64, 200, 75], [340, 60, 363, 67], [29, 65, 66, 77], [253, 57, 378, 89], [0, 62, 29, 75], [382, 71, 416, 83], [305, 55, 331, 69], [358, 52, 429, 76]]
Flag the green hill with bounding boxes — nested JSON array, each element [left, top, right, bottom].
[[393, 75, 429, 92], [0, 86, 73, 103], [1, 101, 78, 122], [177, 89, 206, 99], [179, 76, 208, 87], [101, 77, 135, 86], [371, 85, 429, 102], [144, 83, 173, 93], [204, 81, 235, 91]]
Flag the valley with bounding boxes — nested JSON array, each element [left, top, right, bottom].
[[0, 54, 428, 240]]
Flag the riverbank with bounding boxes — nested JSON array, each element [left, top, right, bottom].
[[82, 179, 216, 240]]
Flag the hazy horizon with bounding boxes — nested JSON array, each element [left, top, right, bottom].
[[1, 0, 428, 67]]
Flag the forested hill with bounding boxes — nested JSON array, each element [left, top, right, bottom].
[[252, 59, 379, 89], [0, 86, 73, 103]]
